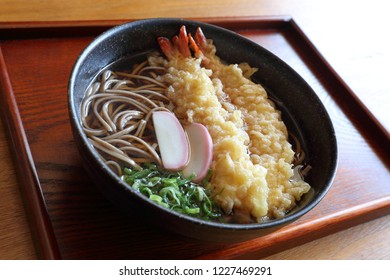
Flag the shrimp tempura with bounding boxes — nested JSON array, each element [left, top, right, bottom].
[[154, 28, 270, 220]]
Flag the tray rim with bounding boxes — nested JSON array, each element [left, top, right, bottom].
[[0, 16, 389, 260], [0, 48, 61, 260]]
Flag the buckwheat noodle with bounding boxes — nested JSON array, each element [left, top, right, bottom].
[[80, 61, 173, 176]]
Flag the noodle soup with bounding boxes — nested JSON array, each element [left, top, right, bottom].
[[80, 26, 312, 223], [69, 18, 336, 241]]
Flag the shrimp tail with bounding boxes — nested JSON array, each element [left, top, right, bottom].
[[188, 33, 204, 59], [157, 37, 175, 59], [158, 25, 209, 64], [178, 26, 191, 57], [194, 27, 208, 50], [158, 26, 191, 59], [189, 30, 211, 65]]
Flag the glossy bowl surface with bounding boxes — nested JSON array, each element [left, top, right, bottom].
[[68, 18, 337, 242]]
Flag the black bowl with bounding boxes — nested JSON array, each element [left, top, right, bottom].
[[68, 18, 337, 242]]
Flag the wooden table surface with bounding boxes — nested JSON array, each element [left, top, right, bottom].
[[0, 0, 389, 260]]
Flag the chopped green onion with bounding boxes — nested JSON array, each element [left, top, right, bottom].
[[121, 163, 222, 220]]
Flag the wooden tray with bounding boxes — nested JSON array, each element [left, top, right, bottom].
[[1, 17, 389, 260]]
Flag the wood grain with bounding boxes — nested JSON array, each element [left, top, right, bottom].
[[0, 111, 37, 260], [0, 19, 388, 259], [264, 214, 390, 260], [0, 48, 61, 259], [0, 0, 389, 260]]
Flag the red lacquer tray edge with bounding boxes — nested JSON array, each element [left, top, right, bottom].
[[0, 16, 389, 260], [0, 48, 62, 260], [199, 196, 390, 259]]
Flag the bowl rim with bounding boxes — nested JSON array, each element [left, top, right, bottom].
[[68, 17, 338, 231]]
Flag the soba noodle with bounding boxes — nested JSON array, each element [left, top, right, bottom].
[[80, 61, 173, 176]]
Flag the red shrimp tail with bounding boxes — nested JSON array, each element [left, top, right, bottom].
[[178, 26, 191, 57], [158, 26, 208, 61], [189, 32, 210, 65], [157, 37, 174, 59], [188, 33, 204, 59], [194, 27, 208, 50]]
